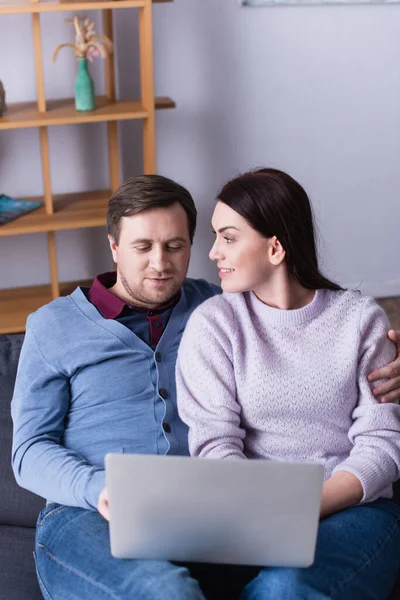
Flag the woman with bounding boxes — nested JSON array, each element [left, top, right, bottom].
[[176, 168, 400, 599]]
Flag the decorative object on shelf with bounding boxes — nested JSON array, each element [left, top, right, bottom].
[[52, 15, 113, 112], [75, 57, 95, 111], [0, 195, 43, 226], [0, 80, 6, 117]]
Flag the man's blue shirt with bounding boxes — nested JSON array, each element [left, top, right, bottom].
[[11, 278, 220, 510]]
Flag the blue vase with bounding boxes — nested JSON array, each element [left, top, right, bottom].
[[75, 58, 95, 112]]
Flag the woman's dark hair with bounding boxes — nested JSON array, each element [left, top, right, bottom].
[[217, 168, 342, 291], [107, 174, 197, 244]]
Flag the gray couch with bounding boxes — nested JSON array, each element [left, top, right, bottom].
[[0, 334, 44, 599], [1, 333, 400, 599]]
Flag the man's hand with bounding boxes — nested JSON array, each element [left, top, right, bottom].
[[98, 485, 110, 521], [368, 330, 400, 404]]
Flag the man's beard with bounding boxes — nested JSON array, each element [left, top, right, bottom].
[[119, 272, 181, 308]]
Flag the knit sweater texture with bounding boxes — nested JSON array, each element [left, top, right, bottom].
[[176, 289, 400, 503]]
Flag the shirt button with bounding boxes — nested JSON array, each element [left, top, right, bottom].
[[153, 321, 161, 328], [163, 422, 171, 433], [159, 388, 168, 399], [155, 352, 161, 362]]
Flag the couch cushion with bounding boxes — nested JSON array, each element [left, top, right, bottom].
[[393, 479, 400, 505], [0, 334, 45, 526], [0, 524, 42, 600]]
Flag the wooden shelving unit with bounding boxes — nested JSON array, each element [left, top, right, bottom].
[[0, 0, 172, 15], [0, 0, 174, 334], [0, 96, 175, 129]]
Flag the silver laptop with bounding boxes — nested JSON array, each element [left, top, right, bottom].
[[106, 453, 324, 568]]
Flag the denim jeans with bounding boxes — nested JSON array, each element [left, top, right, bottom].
[[34, 499, 400, 600], [241, 498, 400, 600], [34, 503, 253, 600]]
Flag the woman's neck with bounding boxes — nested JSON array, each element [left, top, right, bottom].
[[252, 268, 315, 310]]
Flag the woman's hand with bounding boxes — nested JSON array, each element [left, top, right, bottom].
[[98, 485, 110, 521], [368, 330, 400, 403], [320, 471, 363, 519]]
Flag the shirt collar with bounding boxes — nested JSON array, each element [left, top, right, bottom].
[[88, 272, 180, 319]]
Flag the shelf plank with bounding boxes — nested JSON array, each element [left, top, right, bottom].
[[0, 279, 93, 334], [0, 96, 175, 130], [0, 0, 172, 15], [0, 189, 111, 236]]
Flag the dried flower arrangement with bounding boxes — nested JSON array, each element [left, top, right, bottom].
[[52, 15, 113, 64], [52, 15, 114, 112]]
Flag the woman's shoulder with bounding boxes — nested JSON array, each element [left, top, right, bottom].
[[324, 289, 388, 326], [189, 291, 240, 322], [183, 292, 245, 345]]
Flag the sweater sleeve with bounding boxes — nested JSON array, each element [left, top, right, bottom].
[[332, 298, 400, 503], [11, 323, 105, 510], [176, 303, 246, 460]]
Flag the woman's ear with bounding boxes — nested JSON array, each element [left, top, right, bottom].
[[269, 236, 286, 266]]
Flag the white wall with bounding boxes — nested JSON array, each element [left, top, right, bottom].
[[1, 0, 399, 295]]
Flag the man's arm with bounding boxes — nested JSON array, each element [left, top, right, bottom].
[[11, 325, 105, 510], [369, 330, 400, 403]]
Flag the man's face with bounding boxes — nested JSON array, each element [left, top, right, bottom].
[[108, 203, 191, 308]]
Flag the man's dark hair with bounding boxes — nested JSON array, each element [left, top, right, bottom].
[[107, 174, 197, 244]]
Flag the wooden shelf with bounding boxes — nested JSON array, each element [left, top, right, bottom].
[[0, 0, 168, 331], [0, 0, 172, 15], [0, 279, 93, 334], [0, 190, 112, 236], [0, 96, 175, 130]]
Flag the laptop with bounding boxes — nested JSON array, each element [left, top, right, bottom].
[[106, 453, 324, 568]]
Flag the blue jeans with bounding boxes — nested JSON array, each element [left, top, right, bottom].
[[34, 499, 400, 600], [34, 503, 246, 600], [241, 499, 400, 600]]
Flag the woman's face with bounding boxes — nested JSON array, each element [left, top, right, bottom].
[[209, 201, 278, 294]]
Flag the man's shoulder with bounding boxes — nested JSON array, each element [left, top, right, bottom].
[[182, 277, 221, 304], [27, 287, 85, 332]]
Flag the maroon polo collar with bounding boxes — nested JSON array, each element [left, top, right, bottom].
[[87, 272, 180, 320]]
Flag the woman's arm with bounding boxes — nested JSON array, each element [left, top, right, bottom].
[[320, 472, 363, 519], [176, 301, 246, 460], [369, 329, 400, 403], [330, 299, 400, 510]]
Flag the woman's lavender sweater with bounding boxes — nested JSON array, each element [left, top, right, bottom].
[[176, 289, 400, 503]]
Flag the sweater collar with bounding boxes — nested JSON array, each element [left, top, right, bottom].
[[247, 288, 327, 326]]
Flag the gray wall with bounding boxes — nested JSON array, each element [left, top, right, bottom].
[[1, 0, 399, 295]]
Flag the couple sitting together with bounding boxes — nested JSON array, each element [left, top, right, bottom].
[[12, 168, 400, 599]]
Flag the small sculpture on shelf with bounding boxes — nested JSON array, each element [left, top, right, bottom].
[[52, 15, 113, 112], [0, 80, 7, 117]]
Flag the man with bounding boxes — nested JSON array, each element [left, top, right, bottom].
[[11, 175, 400, 600]]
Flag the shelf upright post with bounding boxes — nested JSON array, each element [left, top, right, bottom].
[[103, 8, 120, 192], [32, 9, 60, 299], [139, 0, 156, 173]]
